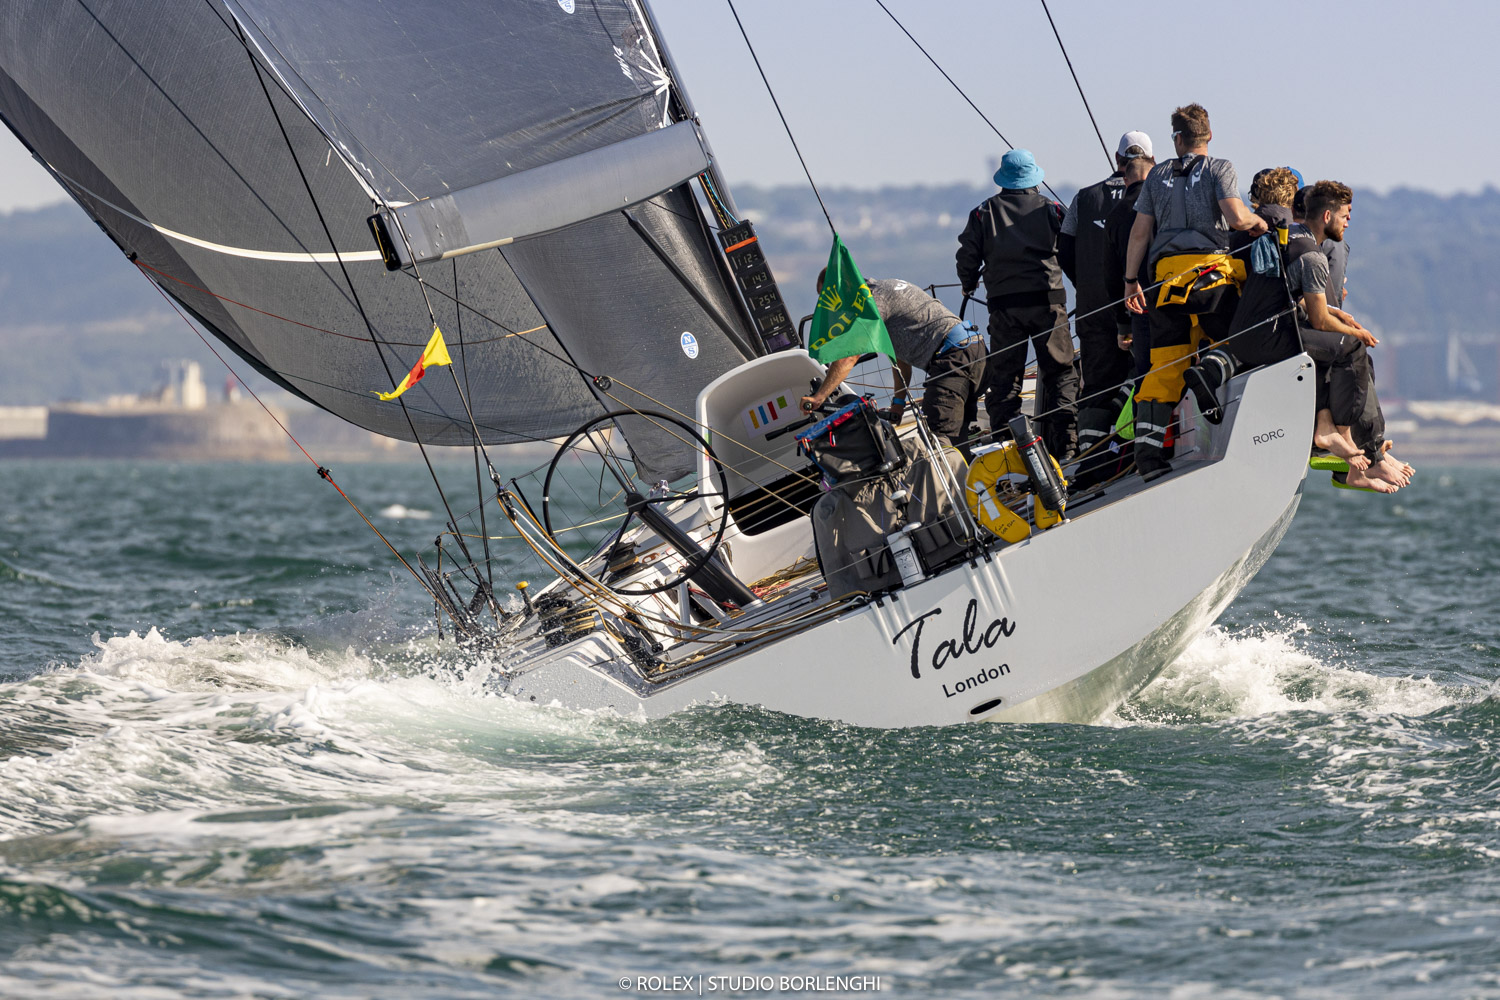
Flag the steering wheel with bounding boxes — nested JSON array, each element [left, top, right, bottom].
[[540, 409, 732, 596]]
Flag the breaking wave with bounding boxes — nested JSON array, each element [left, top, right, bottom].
[[1111, 623, 1481, 726]]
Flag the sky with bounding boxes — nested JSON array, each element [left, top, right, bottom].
[[3, 0, 1499, 216]]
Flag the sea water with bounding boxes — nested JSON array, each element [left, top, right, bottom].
[[0, 460, 1496, 998]]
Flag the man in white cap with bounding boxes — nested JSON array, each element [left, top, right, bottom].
[[956, 149, 1078, 459], [1059, 130, 1154, 482]]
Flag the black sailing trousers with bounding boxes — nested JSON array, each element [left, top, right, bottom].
[[982, 302, 1078, 457], [920, 339, 986, 447], [1077, 313, 1136, 411]]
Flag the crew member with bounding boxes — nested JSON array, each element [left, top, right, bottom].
[[800, 276, 984, 448], [1123, 104, 1267, 480], [1179, 168, 1304, 424], [956, 149, 1078, 459], [1105, 143, 1157, 380], [1315, 186, 1378, 462], [1288, 181, 1412, 491], [1317, 190, 1396, 478], [1223, 168, 1303, 369], [1062, 130, 1153, 468]]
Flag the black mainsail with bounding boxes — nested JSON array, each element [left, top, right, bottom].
[[0, 0, 759, 476]]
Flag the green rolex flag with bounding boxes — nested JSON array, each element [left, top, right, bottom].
[[807, 235, 895, 364]]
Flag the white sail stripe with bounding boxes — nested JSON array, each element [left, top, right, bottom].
[[54, 170, 383, 263]]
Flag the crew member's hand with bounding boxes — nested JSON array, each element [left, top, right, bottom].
[[1332, 308, 1366, 330], [882, 402, 907, 424], [799, 394, 823, 413], [1332, 308, 1377, 346], [1245, 215, 1269, 236], [1124, 280, 1147, 315], [1118, 331, 1133, 350]]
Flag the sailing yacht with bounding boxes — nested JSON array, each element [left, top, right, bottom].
[[0, 0, 1312, 726]]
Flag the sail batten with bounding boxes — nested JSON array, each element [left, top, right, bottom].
[[385, 121, 710, 267]]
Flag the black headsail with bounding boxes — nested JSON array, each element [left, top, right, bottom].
[[0, 0, 759, 478]]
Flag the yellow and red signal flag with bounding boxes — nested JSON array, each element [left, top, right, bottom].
[[373, 326, 451, 401]]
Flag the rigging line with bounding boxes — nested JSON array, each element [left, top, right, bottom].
[[699, 173, 730, 228], [137, 259, 548, 346], [133, 259, 529, 346], [1037, 0, 1113, 169], [398, 269, 587, 373], [699, 171, 738, 228], [67, 0, 368, 275], [872, 0, 1061, 203], [201, 0, 423, 206], [723, 0, 836, 236], [233, 18, 482, 575], [998, 306, 1300, 435], [134, 261, 436, 599], [935, 237, 1276, 386], [455, 258, 496, 595]]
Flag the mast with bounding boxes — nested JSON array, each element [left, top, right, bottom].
[[635, 0, 769, 353]]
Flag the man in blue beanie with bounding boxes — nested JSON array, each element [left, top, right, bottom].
[[956, 149, 1078, 459]]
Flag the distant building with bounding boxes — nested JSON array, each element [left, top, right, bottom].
[[0, 360, 288, 460]]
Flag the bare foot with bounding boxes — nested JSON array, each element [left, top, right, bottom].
[[1345, 466, 1398, 493], [1381, 452, 1415, 483], [1378, 441, 1415, 476], [1313, 416, 1370, 470], [1367, 453, 1412, 488]]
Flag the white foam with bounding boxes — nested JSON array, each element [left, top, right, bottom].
[[79, 627, 359, 693], [0, 630, 538, 839], [1, 627, 767, 846], [377, 504, 432, 520], [1108, 623, 1476, 725]]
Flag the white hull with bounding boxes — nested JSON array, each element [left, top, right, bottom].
[[498, 353, 1315, 727]]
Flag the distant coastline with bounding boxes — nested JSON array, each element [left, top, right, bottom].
[[2, 185, 1497, 461]]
